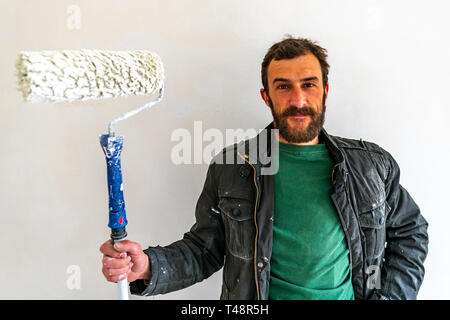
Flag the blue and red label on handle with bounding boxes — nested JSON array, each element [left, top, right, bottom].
[[100, 134, 128, 231]]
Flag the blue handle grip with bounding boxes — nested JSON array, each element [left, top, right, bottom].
[[99, 134, 128, 236]]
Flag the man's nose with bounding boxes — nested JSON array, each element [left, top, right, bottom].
[[289, 86, 308, 108]]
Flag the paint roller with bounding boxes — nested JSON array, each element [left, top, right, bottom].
[[16, 49, 165, 300]]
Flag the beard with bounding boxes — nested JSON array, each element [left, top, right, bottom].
[[268, 92, 326, 143]]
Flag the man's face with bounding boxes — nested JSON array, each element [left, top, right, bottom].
[[261, 53, 329, 144]]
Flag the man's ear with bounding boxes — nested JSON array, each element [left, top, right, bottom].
[[260, 88, 270, 107], [324, 82, 329, 100]]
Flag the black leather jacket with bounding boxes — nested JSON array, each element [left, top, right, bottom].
[[130, 122, 428, 300]]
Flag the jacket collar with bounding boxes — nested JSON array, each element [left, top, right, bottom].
[[238, 122, 345, 167]]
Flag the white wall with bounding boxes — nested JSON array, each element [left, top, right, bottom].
[[1, 0, 448, 299]]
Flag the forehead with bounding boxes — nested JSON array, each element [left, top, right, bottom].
[[267, 53, 322, 82]]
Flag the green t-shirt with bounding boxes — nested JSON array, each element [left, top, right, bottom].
[[269, 142, 354, 300]]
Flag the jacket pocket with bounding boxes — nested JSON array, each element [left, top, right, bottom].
[[218, 190, 255, 260], [357, 200, 389, 259]]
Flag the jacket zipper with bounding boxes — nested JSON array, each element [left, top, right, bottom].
[[238, 152, 261, 300], [342, 166, 368, 297], [332, 167, 354, 270]]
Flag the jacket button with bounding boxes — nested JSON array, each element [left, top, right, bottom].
[[233, 208, 241, 217], [239, 165, 251, 178]]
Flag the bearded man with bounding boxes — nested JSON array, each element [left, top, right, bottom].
[[100, 37, 428, 300]]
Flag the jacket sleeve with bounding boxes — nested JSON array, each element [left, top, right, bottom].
[[371, 151, 429, 300], [129, 161, 225, 296]]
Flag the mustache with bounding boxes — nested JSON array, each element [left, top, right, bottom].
[[281, 106, 317, 117]]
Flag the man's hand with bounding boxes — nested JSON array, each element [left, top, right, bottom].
[[99, 239, 151, 283]]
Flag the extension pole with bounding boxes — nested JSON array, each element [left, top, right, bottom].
[[100, 134, 129, 300], [99, 88, 163, 300]]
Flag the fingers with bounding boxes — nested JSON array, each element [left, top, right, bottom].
[[99, 239, 144, 258], [102, 255, 131, 269], [102, 252, 133, 283], [108, 262, 133, 276], [113, 240, 143, 257], [100, 239, 145, 283], [102, 261, 133, 283], [99, 239, 124, 259]]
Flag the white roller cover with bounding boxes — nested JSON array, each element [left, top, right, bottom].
[[16, 50, 164, 103]]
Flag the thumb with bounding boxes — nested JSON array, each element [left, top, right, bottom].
[[113, 241, 124, 252], [113, 240, 142, 256]]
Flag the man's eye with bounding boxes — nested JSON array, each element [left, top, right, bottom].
[[278, 84, 289, 89], [304, 83, 315, 88]]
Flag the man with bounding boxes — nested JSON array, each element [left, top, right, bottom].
[[100, 37, 428, 300]]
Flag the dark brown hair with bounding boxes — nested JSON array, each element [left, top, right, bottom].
[[261, 36, 330, 92]]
